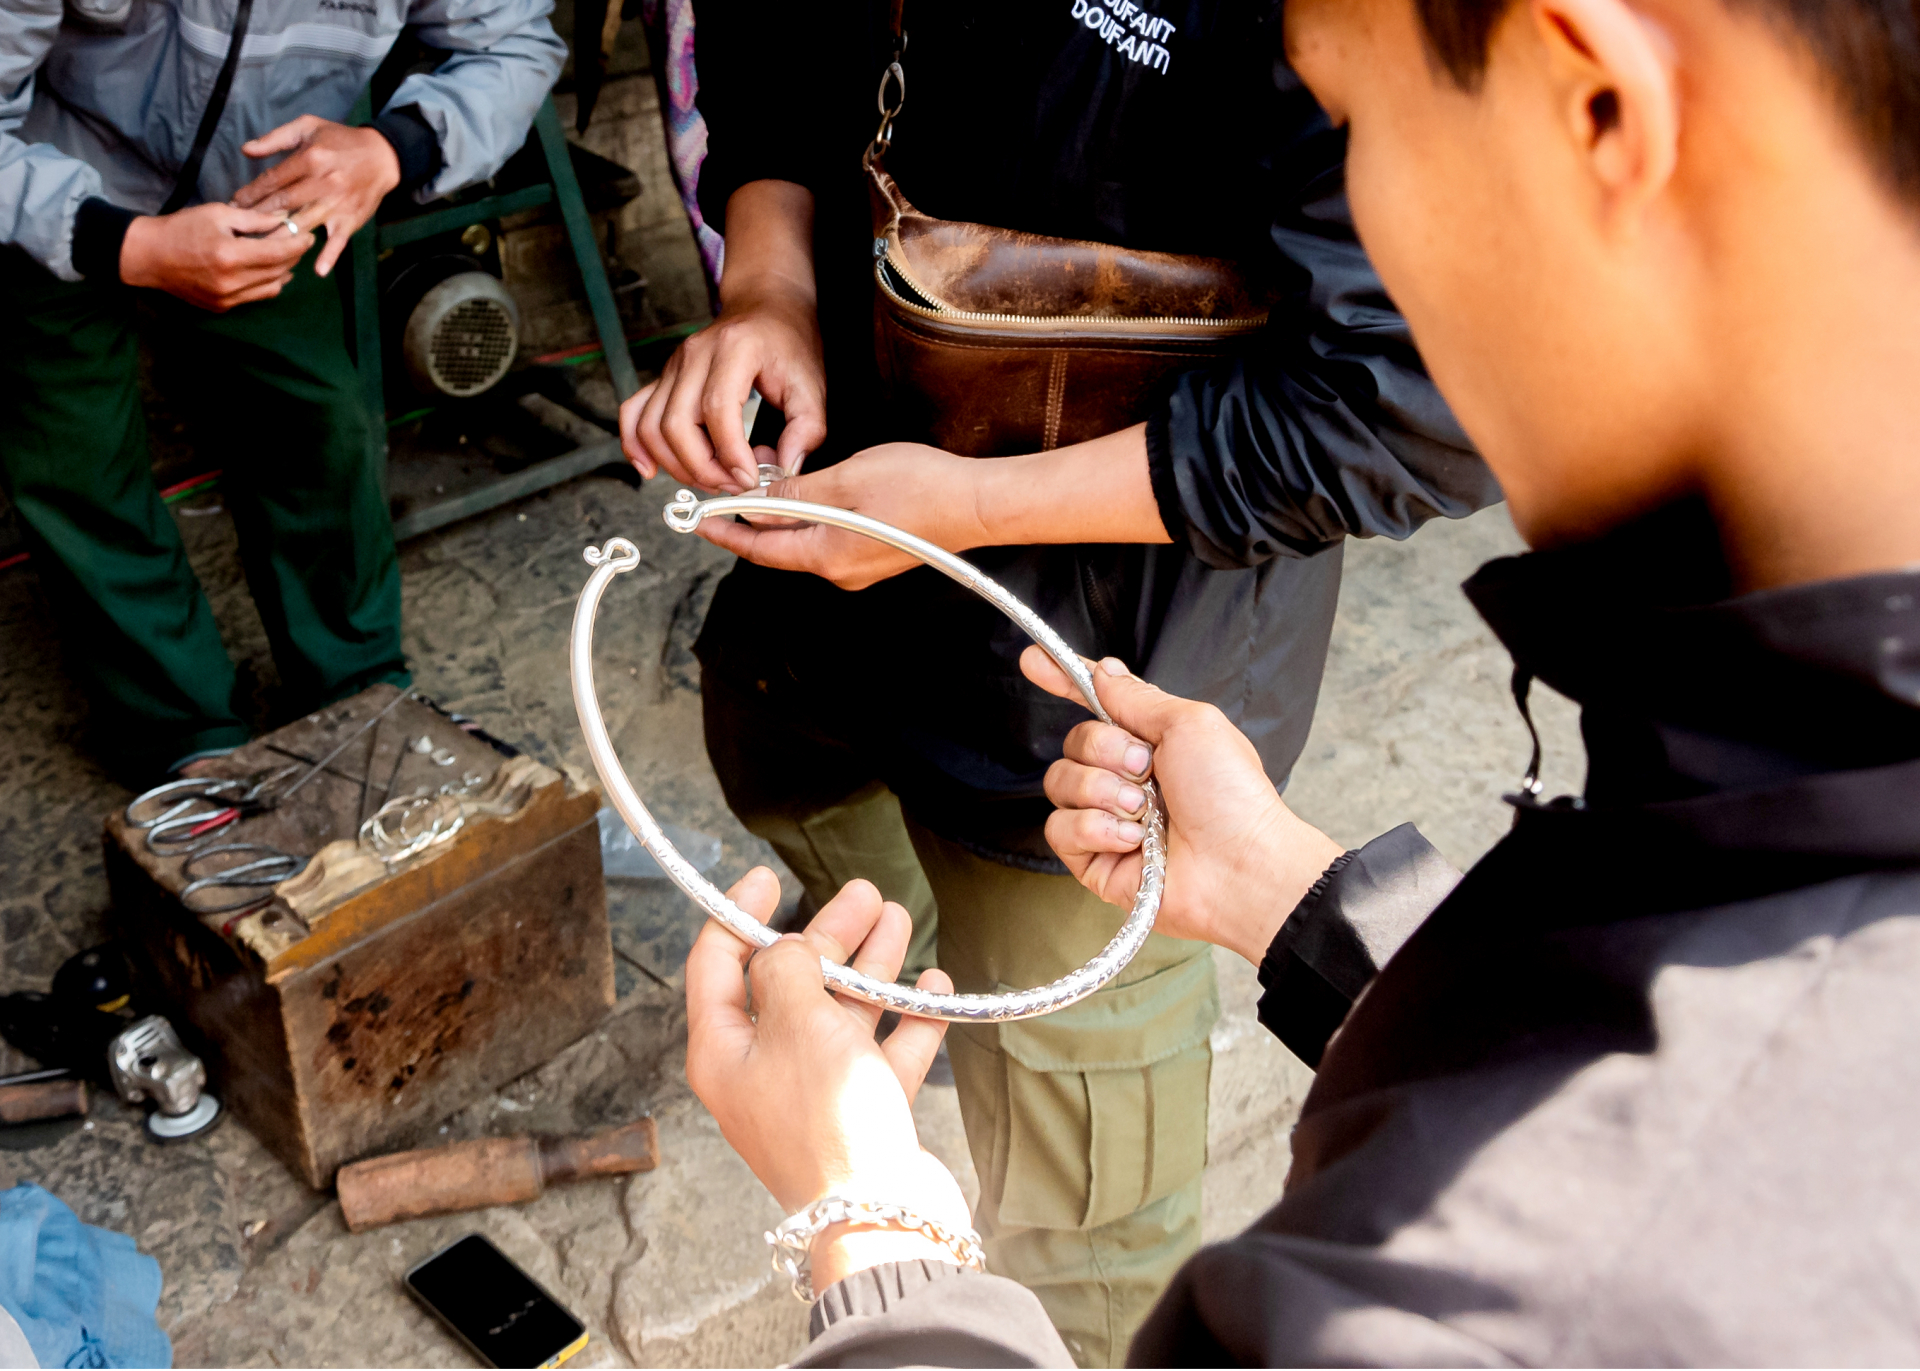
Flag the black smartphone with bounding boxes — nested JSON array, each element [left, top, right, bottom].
[[404, 1233, 588, 1368]]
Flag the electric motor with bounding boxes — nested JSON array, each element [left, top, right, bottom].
[[402, 272, 521, 399]]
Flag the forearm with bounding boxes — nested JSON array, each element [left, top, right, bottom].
[[719, 179, 816, 311], [969, 423, 1173, 548], [810, 1224, 957, 1291]]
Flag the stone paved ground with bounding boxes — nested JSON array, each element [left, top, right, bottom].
[[0, 455, 1578, 1364]]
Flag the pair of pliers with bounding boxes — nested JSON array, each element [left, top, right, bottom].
[[126, 766, 299, 855]]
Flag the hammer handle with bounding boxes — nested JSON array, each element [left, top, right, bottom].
[[0, 1080, 87, 1124], [539, 1117, 658, 1184], [338, 1119, 659, 1231]]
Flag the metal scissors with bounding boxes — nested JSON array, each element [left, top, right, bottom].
[[127, 766, 300, 854], [178, 843, 307, 915], [125, 689, 418, 856]]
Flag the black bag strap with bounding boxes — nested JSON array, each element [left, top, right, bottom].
[[160, 0, 255, 215]]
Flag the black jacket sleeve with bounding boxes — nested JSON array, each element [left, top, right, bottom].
[[691, 0, 858, 234], [1146, 66, 1500, 569], [371, 106, 444, 193], [1257, 823, 1460, 1064], [793, 1260, 1075, 1368], [72, 198, 138, 281], [788, 827, 1457, 1368]]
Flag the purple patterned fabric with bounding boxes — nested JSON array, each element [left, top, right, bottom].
[[642, 0, 725, 291]]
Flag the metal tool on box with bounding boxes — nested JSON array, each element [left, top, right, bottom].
[[178, 843, 308, 914], [104, 689, 612, 1187], [128, 765, 298, 854], [124, 688, 419, 858], [568, 488, 1167, 1025]]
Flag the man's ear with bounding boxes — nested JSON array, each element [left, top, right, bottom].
[[1532, 0, 1677, 223]]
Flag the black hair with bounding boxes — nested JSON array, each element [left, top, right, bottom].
[[1413, 0, 1920, 202]]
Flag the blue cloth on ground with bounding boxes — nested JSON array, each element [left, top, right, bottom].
[[0, 1184, 170, 1368]]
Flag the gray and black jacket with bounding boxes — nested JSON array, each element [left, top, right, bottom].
[[1, 0, 565, 282], [790, 506, 1920, 1365]]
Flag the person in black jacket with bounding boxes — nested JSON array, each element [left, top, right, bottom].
[[676, 0, 1920, 1361], [618, 7, 1492, 1357]]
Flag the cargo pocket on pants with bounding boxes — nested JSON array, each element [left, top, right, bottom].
[[990, 951, 1218, 1232]]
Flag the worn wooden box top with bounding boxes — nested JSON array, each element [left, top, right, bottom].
[[105, 685, 601, 982]]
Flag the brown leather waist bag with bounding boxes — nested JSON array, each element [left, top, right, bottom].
[[864, 13, 1271, 458]]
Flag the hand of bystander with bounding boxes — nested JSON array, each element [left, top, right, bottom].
[[621, 180, 826, 492], [231, 115, 404, 278], [118, 203, 313, 312]]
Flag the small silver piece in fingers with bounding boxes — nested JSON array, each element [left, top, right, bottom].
[[282, 214, 300, 236]]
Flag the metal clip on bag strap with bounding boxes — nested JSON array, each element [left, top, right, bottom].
[[161, 0, 255, 215], [864, 3, 907, 169], [570, 493, 1167, 1024]]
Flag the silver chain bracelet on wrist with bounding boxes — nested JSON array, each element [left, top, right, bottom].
[[765, 1194, 986, 1302]]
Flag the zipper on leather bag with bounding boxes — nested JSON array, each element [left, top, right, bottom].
[[873, 235, 1268, 334]]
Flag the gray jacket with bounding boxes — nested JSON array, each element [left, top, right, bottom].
[[1, 0, 566, 281]]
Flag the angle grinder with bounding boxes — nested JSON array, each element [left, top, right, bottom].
[[0, 944, 222, 1142], [107, 1015, 222, 1141]]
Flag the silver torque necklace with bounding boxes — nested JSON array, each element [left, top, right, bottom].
[[568, 485, 1166, 1023]]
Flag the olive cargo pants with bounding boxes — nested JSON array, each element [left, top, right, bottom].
[[705, 671, 1216, 1367], [0, 249, 406, 777]]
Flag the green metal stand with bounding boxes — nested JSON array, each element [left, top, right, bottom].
[[349, 93, 640, 540]]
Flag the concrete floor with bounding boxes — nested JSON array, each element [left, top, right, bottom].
[[0, 456, 1578, 1365]]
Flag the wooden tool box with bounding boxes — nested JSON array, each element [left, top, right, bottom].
[[103, 685, 614, 1188]]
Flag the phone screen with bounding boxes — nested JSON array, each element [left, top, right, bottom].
[[405, 1233, 588, 1368]]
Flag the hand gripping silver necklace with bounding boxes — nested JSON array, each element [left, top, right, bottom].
[[569, 482, 1166, 1023]]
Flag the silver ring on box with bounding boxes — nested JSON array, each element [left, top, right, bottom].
[[359, 792, 463, 863], [569, 495, 1167, 1024]]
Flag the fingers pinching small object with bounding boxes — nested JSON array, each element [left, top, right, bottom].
[[282, 215, 300, 237]]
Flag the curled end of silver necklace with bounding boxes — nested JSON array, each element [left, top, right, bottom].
[[662, 490, 704, 533], [583, 537, 642, 570]]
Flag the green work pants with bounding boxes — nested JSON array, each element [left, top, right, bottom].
[[0, 249, 405, 776], [705, 672, 1217, 1367]]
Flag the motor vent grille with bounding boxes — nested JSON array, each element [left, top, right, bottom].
[[428, 297, 517, 397], [402, 270, 522, 399]]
